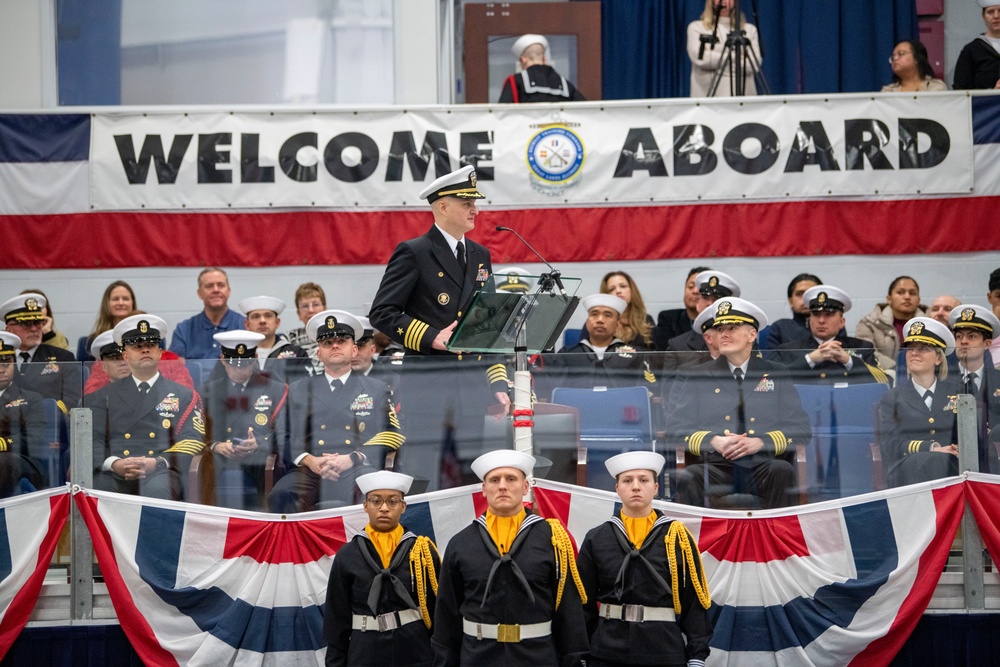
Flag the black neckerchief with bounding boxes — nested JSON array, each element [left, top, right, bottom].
[[474, 511, 544, 607], [607, 512, 674, 600], [357, 529, 419, 617]]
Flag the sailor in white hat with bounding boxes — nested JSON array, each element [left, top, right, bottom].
[[671, 296, 811, 509], [268, 309, 404, 513], [499, 34, 586, 103], [576, 450, 712, 666], [955, 1, 1000, 90], [434, 449, 588, 664], [949, 304, 1000, 402], [774, 285, 888, 386], [369, 164, 511, 491], [325, 469, 440, 665], [234, 295, 310, 385], [2, 292, 80, 407], [90, 314, 205, 500]]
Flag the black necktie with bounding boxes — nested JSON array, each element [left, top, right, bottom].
[[734, 368, 746, 432], [19, 352, 30, 367], [964, 374, 978, 397], [233, 382, 245, 394], [923, 390, 933, 410], [456, 240, 466, 274], [138, 381, 150, 395], [330, 379, 343, 392]]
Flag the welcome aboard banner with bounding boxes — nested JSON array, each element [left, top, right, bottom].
[[89, 93, 972, 211]]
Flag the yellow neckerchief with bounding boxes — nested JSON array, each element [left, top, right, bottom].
[[365, 524, 403, 568], [620, 509, 657, 549], [485, 507, 526, 555]]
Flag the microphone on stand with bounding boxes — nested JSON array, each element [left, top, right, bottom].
[[495, 226, 567, 296]]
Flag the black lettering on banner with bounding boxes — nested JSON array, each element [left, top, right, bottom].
[[844, 120, 893, 171], [241, 134, 275, 183], [385, 131, 449, 182], [460, 131, 494, 180], [114, 134, 192, 185], [673, 124, 717, 176], [898, 118, 949, 169], [614, 128, 668, 177], [197, 133, 233, 184], [722, 123, 779, 175], [324, 132, 379, 182], [279, 132, 319, 182], [784, 121, 841, 173]]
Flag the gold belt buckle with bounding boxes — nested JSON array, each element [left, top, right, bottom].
[[496, 623, 521, 643]]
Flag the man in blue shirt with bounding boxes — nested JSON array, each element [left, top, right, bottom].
[[169, 267, 244, 361]]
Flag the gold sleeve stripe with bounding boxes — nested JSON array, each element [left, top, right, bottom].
[[404, 320, 430, 351], [164, 440, 205, 455], [56, 400, 68, 415], [389, 410, 401, 429], [486, 364, 508, 383], [908, 440, 925, 454], [864, 362, 890, 385], [0, 437, 8, 452], [687, 431, 710, 456], [768, 431, 787, 456], [365, 432, 406, 449]]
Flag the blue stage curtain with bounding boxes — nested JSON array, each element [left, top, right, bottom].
[[600, 0, 918, 99]]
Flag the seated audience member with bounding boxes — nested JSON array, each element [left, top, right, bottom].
[[169, 267, 244, 361], [855, 276, 926, 375], [21, 289, 70, 351], [928, 295, 961, 326], [665, 270, 742, 370], [540, 294, 657, 396], [954, 0, 1000, 90], [577, 451, 712, 667], [878, 318, 960, 487], [202, 331, 288, 510], [759, 273, 820, 356], [84, 311, 194, 395], [78, 280, 136, 361], [775, 285, 889, 385], [352, 317, 399, 392], [662, 305, 723, 411], [268, 310, 402, 513], [882, 39, 948, 92], [86, 315, 205, 500], [598, 271, 655, 350], [206, 296, 310, 385], [653, 266, 710, 349], [2, 293, 80, 410], [949, 304, 1000, 472], [669, 297, 811, 509], [286, 282, 327, 376], [987, 267, 1000, 364], [0, 332, 46, 495]]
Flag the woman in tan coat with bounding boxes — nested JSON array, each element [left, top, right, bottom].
[[855, 276, 927, 375]]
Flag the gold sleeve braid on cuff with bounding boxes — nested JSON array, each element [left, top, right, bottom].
[[364, 432, 406, 450], [865, 362, 889, 385], [687, 431, 710, 456], [405, 320, 430, 351], [486, 364, 508, 384], [907, 440, 925, 454], [767, 431, 788, 456], [164, 440, 205, 456]]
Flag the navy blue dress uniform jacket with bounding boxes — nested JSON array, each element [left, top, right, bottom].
[[774, 334, 889, 385], [668, 355, 812, 461], [432, 512, 589, 667], [325, 529, 439, 667], [371, 225, 493, 357], [878, 376, 961, 487], [498, 65, 586, 103], [0, 383, 47, 492], [538, 340, 657, 399], [17, 343, 81, 410], [577, 513, 712, 666], [201, 372, 288, 466], [86, 376, 206, 471], [286, 373, 402, 468]]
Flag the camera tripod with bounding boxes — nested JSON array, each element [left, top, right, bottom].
[[700, 0, 769, 97]]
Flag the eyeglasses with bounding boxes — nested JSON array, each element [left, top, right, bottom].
[[366, 496, 403, 509], [888, 50, 911, 63]]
